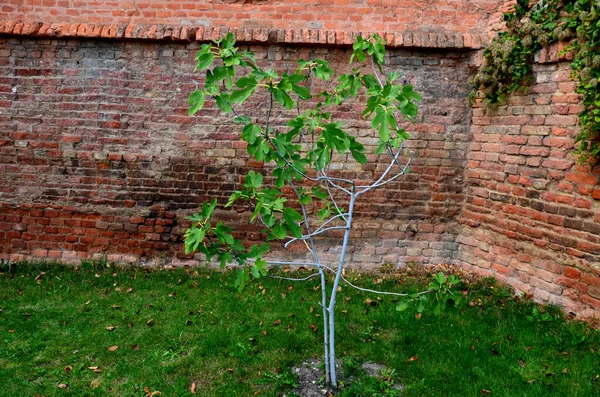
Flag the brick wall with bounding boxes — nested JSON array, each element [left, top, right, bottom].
[[458, 43, 600, 317], [0, 36, 473, 268], [1, 0, 505, 37]]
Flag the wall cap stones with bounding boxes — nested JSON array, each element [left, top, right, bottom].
[[0, 20, 487, 50]]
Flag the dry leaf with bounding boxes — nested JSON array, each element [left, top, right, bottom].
[[561, 368, 568, 374], [481, 389, 491, 395], [226, 368, 234, 373], [272, 319, 281, 326], [105, 326, 116, 331], [90, 378, 102, 388], [593, 375, 599, 382], [518, 358, 526, 367], [408, 355, 418, 362], [415, 313, 422, 320], [88, 366, 102, 373], [527, 379, 536, 384], [185, 319, 193, 326], [64, 366, 72, 372], [126, 288, 133, 293], [85, 300, 91, 305], [131, 344, 140, 351], [144, 386, 161, 397], [470, 345, 475, 351], [8, 330, 14, 333], [309, 306, 314, 313], [190, 382, 197, 394], [108, 345, 119, 352], [310, 323, 318, 333], [57, 384, 67, 389], [146, 318, 154, 327], [111, 305, 120, 310], [168, 292, 176, 298]]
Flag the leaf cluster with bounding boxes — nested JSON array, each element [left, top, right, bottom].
[[395, 272, 462, 316], [185, 33, 421, 287]]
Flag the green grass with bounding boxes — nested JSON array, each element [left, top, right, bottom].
[[1, 261, 599, 396]]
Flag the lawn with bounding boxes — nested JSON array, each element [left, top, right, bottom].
[[1, 261, 599, 396]]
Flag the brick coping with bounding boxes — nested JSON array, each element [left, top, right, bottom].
[[0, 20, 487, 49]]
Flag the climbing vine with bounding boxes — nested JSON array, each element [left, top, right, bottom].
[[470, 0, 600, 162]]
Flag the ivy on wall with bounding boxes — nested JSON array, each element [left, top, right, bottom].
[[470, 0, 600, 162]]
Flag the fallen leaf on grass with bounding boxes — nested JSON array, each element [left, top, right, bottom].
[[190, 383, 197, 394], [146, 318, 154, 327], [561, 368, 568, 374], [88, 366, 101, 373], [226, 368, 234, 373], [415, 313, 422, 320], [309, 323, 318, 333], [481, 389, 491, 395], [272, 319, 281, 326], [126, 287, 133, 293], [364, 298, 377, 306], [90, 378, 102, 388], [262, 329, 267, 336], [593, 375, 599, 382], [108, 345, 119, 352], [8, 330, 14, 333], [105, 326, 117, 331], [144, 386, 161, 396], [408, 355, 418, 362], [64, 366, 72, 372], [57, 383, 67, 389], [131, 344, 140, 351], [111, 305, 120, 310], [518, 358, 526, 367]]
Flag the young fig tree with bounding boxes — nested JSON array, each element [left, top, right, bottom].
[[185, 33, 461, 387]]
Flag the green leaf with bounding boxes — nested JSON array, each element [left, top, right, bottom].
[[434, 272, 447, 285], [311, 186, 328, 200], [188, 90, 206, 116], [196, 52, 215, 70], [244, 171, 263, 189], [271, 224, 288, 239], [241, 123, 261, 145], [230, 86, 256, 103], [396, 301, 409, 312], [234, 268, 249, 291], [291, 84, 310, 100]]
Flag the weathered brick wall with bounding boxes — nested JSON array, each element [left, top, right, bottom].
[[0, 36, 473, 267], [458, 44, 600, 317], [1, 0, 505, 36]]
